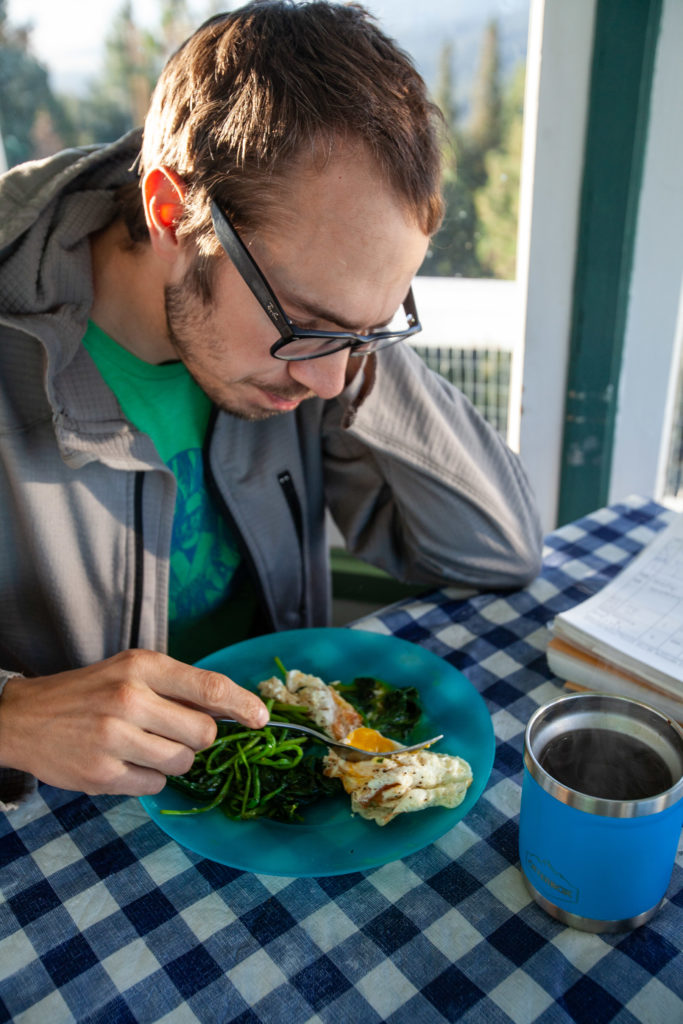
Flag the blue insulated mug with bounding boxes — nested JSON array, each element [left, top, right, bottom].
[[519, 693, 683, 932]]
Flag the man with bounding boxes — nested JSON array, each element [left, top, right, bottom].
[[0, 1, 542, 808]]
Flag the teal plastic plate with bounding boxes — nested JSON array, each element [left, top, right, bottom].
[[140, 627, 494, 876]]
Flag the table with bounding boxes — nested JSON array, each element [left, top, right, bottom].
[[1, 495, 681, 1023]]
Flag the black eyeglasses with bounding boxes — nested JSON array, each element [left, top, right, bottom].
[[210, 200, 421, 361]]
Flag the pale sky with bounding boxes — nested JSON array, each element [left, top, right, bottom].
[[6, 0, 215, 93], [7, 0, 524, 96], [6, 0, 405, 94]]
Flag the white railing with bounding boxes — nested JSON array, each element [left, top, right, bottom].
[[410, 277, 522, 438], [411, 277, 521, 351]]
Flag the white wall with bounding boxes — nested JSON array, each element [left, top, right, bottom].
[[514, 0, 597, 531], [411, 1, 598, 533], [608, 0, 683, 507]]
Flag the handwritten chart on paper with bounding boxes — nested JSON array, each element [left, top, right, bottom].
[[555, 514, 683, 687]]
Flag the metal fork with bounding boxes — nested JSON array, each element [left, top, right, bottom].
[[214, 718, 444, 762]]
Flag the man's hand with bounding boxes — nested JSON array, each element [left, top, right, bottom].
[[0, 650, 269, 797]]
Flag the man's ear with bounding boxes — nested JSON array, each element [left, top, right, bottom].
[[142, 167, 188, 263]]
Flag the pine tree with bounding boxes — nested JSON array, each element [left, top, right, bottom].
[[465, 19, 503, 190], [160, 0, 196, 54], [97, 2, 162, 129], [435, 40, 458, 137], [63, 1, 188, 147], [0, 0, 70, 167], [475, 62, 526, 280], [420, 39, 484, 278]]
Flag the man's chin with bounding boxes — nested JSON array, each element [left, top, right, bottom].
[[213, 392, 307, 421], [218, 403, 283, 422], [224, 383, 311, 420], [186, 373, 312, 421]]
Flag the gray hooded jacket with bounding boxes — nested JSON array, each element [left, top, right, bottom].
[[0, 132, 542, 801]]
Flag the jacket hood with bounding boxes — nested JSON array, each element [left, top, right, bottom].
[[0, 129, 142, 322]]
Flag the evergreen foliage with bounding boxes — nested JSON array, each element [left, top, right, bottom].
[[422, 18, 525, 280], [0, 0, 71, 167], [421, 40, 483, 278], [63, 2, 164, 146], [0, 2, 524, 283], [0, 1, 201, 158], [475, 63, 525, 280]]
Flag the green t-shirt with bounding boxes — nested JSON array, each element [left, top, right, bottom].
[[82, 321, 254, 661]]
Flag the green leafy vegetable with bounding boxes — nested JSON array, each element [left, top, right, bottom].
[[334, 676, 421, 739], [163, 699, 342, 821], [162, 662, 423, 824], [243, 760, 341, 823]]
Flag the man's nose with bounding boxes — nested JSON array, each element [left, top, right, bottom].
[[286, 347, 351, 400]]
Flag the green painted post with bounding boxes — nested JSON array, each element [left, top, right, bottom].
[[557, 0, 662, 525]]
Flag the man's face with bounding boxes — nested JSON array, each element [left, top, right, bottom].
[[163, 149, 429, 420]]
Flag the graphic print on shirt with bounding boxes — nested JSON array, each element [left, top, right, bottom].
[[167, 448, 241, 624]]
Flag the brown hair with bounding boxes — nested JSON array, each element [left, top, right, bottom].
[[129, 0, 444, 259]]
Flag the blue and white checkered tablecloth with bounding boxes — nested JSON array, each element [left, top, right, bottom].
[[1, 496, 681, 1024]]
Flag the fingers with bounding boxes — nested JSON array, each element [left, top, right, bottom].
[[65, 720, 202, 795], [129, 650, 270, 728], [116, 728, 197, 780], [188, 667, 270, 727], [119, 689, 219, 753], [0, 650, 271, 799], [114, 767, 168, 798], [82, 761, 172, 798]]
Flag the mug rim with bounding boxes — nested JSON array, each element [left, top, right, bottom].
[[524, 692, 683, 817]]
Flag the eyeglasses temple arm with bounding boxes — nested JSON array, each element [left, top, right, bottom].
[[404, 286, 419, 328], [210, 200, 292, 337]]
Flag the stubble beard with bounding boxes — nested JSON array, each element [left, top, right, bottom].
[[163, 279, 312, 421]]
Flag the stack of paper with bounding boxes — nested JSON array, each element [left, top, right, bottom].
[[547, 513, 683, 724]]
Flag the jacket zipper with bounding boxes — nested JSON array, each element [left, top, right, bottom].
[[277, 469, 307, 621], [277, 470, 303, 548], [129, 470, 145, 649]]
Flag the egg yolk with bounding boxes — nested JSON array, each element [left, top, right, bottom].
[[344, 727, 398, 753]]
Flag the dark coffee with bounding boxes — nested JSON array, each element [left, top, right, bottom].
[[539, 728, 674, 800]]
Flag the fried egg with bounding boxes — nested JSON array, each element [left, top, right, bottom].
[[259, 668, 473, 826], [323, 747, 473, 826], [258, 669, 362, 740], [344, 726, 399, 753]]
